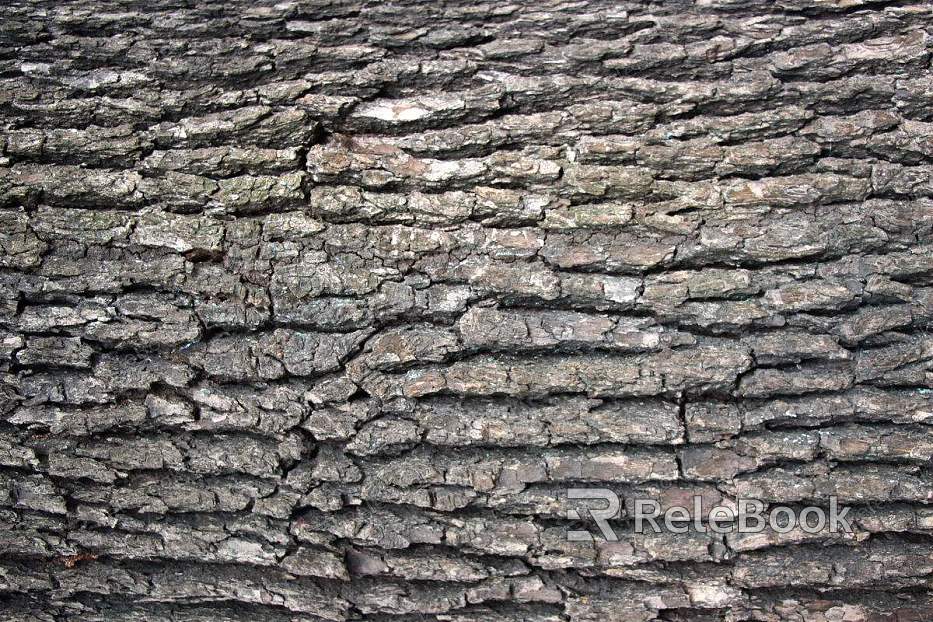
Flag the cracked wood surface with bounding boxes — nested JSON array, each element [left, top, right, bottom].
[[2, 0, 933, 620]]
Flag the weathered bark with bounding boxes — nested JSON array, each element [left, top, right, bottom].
[[2, 0, 933, 619]]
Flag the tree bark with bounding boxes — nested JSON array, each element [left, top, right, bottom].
[[2, 0, 933, 619]]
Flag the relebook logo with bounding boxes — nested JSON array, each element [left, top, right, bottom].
[[564, 488, 853, 541]]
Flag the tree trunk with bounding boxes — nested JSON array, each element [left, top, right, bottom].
[[2, 0, 933, 620]]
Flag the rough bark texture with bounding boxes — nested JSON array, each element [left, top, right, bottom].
[[2, 0, 933, 620]]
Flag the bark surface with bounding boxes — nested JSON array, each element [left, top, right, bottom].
[[2, 0, 933, 620]]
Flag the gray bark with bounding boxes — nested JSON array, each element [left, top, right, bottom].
[[2, 0, 933, 619]]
